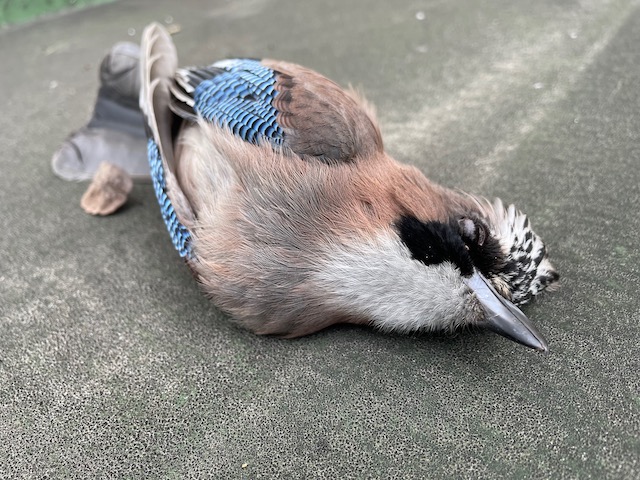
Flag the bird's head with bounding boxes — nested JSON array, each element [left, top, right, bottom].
[[468, 199, 560, 305], [452, 197, 560, 305], [390, 197, 558, 351]]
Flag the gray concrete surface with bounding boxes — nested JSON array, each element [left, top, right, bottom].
[[1, 0, 639, 478]]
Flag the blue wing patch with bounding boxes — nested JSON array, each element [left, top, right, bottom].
[[147, 139, 192, 258], [192, 59, 284, 146]]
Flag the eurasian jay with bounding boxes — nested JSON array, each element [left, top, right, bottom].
[[140, 23, 559, 351]]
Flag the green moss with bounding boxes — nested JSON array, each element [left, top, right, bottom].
[[0, 0, 114, 26]]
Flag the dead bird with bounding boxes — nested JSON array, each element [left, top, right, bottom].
[[140, 23, 559, 350]]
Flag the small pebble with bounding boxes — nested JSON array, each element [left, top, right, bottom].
[[81, 162, 133, 216]]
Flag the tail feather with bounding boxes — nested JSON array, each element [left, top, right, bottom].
[[140, 22, 177, 163], [140, 22, 195, 232]]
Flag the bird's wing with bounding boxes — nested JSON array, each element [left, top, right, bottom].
[[170, 58, 384, 164], [140, 23, 195, 257]]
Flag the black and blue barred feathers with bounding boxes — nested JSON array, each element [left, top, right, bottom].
[[147, 139, 192, 258], [192, 59, 284, 146], [148, 60, 285, 258]]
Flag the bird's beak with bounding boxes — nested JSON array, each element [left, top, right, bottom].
[[464, 271, 548, 352]]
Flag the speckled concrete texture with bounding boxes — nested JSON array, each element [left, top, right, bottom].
[[1, 0, 639, 478]]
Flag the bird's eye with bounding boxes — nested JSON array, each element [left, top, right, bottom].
[[458, 217, 487, 247], [476, 223, 486, 246]]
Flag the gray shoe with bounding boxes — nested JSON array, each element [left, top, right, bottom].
[[52, 42, 150, 181]]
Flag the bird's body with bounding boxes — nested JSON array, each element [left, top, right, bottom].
[[140, 24, 558, 349]]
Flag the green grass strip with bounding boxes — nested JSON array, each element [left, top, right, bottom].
[[0, 0, 114, 26]]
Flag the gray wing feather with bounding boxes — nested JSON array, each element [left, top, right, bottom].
[[140, 23, 195, 227]]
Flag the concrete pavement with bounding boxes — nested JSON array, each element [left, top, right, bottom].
[[1, 0, 639, 477]]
